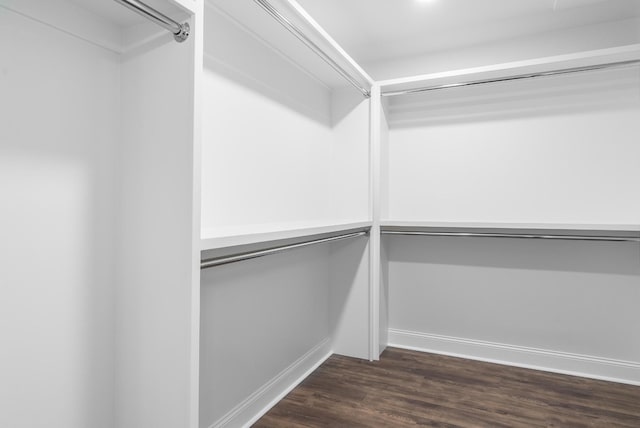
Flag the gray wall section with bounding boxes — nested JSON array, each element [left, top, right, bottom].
[[387, 235, 640, 361]]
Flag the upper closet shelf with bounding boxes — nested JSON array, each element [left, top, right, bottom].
[[206, 0, 372, 95], [0, 0, 193, 53], [201, 221, 372, 251], [381, 221, 640, 242], [378, 44, 640, 96]]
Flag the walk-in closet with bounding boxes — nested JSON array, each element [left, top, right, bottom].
[[1, 0, 639, 427]]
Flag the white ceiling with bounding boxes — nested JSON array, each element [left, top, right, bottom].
[[295, 0, 640, 67]]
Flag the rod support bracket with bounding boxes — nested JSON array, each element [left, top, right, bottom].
[[174, 22, 190, 42]]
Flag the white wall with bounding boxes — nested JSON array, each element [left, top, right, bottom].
[[200, 5, 369, 237], [378, 102, 390, 353], [379, 238, 390, 355], [329, 236, 370, 359], [367, 18, 640, 80], [116, 17, 199, 428], [199, 245, 331, 427], [199, 233, 370, 427], [329, 87, 371, 224], [386, 235, 640, 382], [385, 66, 640, 224], [201, 5, 330, 234], [199, 4, 373, 426], [379, 98, 390, 221], [0, 8, 119, 428], [382, 50, 640, 383]]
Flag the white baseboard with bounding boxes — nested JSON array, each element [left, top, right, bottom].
[[210, 338, 333, 428], [388, 328, 640, 386]]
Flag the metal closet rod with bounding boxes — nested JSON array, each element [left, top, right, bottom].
[[113, 0, 189, 42], [253, 0, 370, 98], [382, 230, 640, 242], [381, 58, 640, 97], [201, 231, 368, 269]]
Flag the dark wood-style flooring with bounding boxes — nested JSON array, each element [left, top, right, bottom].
[[254, 347, 640, 427]]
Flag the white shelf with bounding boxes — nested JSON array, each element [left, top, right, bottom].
[[1, 0, 193, 54], [378, 44, 640, 95], [381, 221, 640, 231], [381, 221, 640, 238], [205, 0, 370, 91], [201, 221, 372, 250]]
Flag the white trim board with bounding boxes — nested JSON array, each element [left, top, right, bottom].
[[388, 329, 640, 387], [208, 338, 332, 428], [368, 84, 383, 360]]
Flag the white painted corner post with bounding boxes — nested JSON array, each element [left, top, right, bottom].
[[369, 84, 383, 360], [189, 1, 205, 427]]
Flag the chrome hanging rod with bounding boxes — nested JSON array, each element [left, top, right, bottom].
[[253, 0, 370, 98], [113, 0, 189, 42], [381, 230, 640, 242], [201, 231, 368, 269], [381, 58, 640, 97]]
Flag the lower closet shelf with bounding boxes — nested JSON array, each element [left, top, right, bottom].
[[201, 230, 367, 269], [380, 221, 640, 241], [200, 221, 372, 251]]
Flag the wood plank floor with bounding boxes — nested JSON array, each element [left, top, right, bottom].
[[254, 348, 640, 427]]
